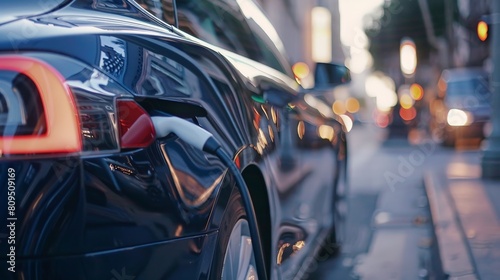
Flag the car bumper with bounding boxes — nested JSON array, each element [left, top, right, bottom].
[[0, 231, 217, 279]]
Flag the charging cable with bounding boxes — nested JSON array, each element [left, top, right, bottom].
[[152, 116, 267, 280]]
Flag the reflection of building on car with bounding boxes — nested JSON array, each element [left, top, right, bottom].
[[430, 68, 491, 146], [136, 0, 292, 76]]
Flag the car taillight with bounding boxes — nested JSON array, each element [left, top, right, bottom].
[[117, 100, 156, 149], [0, 55, 159, 156], [0, 56, 82, 155]]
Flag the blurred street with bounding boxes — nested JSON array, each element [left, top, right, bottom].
[[307, 123, 495, 280]]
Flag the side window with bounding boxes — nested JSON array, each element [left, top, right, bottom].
[[177, 0, 262, 61], [134, 50, 205, 98], [237, 0, 293, 76], [135, 0, 292, 76]]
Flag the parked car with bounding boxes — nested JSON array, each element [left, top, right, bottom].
[[0, 0, 348, 279], [430, 68, 491, 146]]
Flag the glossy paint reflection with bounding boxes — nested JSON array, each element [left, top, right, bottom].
[[0, 1, 349, 278]]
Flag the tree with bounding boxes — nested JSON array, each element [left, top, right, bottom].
[[365, 0, 447, 71]]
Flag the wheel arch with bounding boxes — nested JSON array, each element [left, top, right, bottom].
[[241, 163, 272, 277]]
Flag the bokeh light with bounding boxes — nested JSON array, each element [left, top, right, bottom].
[[399, 107, 417, 121], [447, 109, 472, 126], [345, 97, 360, 113], [297, 121, 305, 139], [438, 77, 447, 92], [365, 72, 398, 112], [374, 111, 390, 128], [376, 92, 398, 112], [477, 20, 488, 41], [292, 62, 310, 79], [318, 124, 335, 141], [346, 49, 373, 74], [332, 100, 347, 115], [410, 83, 424, 100], [400, 39, 417, 76], [312, 7, 332, 63], [340, 114, 353, 132], [399, 93, 414, 109]]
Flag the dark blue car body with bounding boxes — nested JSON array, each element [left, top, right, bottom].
[[0, 0, 347, 279]]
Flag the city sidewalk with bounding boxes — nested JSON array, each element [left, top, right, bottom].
[[425, 150, 500, 280]]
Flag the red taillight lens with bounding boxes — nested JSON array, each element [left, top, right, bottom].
[[0, 56, 82, 155], [117, 100, 156, 149]]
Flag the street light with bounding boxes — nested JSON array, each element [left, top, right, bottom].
[[477, 20, 489, 41], [400, 38, 417, 77], [311, 6, 332, 63]]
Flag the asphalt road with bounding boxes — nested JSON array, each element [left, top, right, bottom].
[[307, 123, 451, 280]]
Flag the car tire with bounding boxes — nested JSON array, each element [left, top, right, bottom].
[[212, 189, 259, 280]]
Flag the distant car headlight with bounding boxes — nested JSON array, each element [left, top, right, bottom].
[[447, 109, 473, 126]]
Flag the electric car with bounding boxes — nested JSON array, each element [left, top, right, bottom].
[[0, 0, 348, 279]]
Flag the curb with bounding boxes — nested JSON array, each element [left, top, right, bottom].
[[423, 171, 478, 280]]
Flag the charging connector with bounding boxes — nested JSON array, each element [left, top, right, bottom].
[[152, 116, 267, 280]]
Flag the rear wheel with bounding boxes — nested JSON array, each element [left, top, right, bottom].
[[213, 190, 259, 279], [222, 219, 257, 279]]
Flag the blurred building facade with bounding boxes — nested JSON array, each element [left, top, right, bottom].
[[256, 0, 344, 68]]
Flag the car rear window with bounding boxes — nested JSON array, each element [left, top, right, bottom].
[[446, 77, 490, 107]]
